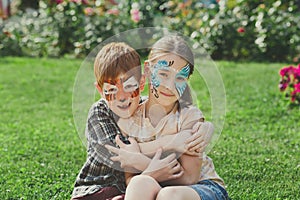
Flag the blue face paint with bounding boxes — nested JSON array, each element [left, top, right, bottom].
[[175, 64, 190, 96], [151, 60, 169, 88], [150, 60, 190, 97]]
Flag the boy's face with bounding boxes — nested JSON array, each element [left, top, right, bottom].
[[101, 74, 143, 118]]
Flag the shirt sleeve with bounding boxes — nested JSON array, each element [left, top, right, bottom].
[[86, 99, 130, 169], [180, 106, 205, 130]]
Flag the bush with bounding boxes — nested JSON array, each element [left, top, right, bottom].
[[0, 0, 299, 62]]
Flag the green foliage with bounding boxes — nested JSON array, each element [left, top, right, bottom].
[[0, 57, 299, 199], [0, 0, 300, 61]]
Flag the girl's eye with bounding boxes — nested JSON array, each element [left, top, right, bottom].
[[158, 72, 168, 78], [176, 76, 186, 82]]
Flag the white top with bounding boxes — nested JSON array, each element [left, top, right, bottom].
[[118, 100, 225, 187]]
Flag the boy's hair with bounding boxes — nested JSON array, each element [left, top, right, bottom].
[[94, 42, 141, 87]]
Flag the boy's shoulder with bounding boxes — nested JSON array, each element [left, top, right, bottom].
[[89, 98, 112, 117]]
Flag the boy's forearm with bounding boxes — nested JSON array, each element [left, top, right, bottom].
[[138, 131, 192, 156], [138, 134, 177, 156], [129, 152, 151, 171]]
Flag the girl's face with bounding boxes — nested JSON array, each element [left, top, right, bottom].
[[149, 54, 190, 107]]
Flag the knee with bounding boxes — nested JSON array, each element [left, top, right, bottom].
[[128, 175, 156, 187], [156, 187, 180, 200]]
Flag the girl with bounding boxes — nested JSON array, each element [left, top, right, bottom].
[[120, 35, 229, 200]]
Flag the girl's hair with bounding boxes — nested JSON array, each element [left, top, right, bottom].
[[149, 35, 195, 106], [148, 35, 194, 77]]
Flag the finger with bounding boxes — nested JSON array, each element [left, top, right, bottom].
[[152, 148, 162, 160], [169, 158, 179, 168], [192, 121, 202, 133], [185, 133, 199, 144], [115, 135, 126, 148], [170, 168, 184, 179], [105, 145, 120, 154], [110, 156, 120, 162], [188, 141, 205, 152], [128, 137, 138, 145], [162, 153, 176, 163], [173, 170, 184, 179], [187, 137, 204, 149], [185, 150, 199, 156], [171, 162, 181, 173]]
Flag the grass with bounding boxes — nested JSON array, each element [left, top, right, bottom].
[[0, 57, 299, 199]]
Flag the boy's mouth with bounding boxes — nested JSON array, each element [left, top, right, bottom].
[[117, 102, 131, 110]]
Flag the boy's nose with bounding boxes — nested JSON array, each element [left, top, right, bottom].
[[117, 87, 129, 101]]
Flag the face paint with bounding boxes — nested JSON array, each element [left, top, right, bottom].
[[150, 60, 169, 88], [175, 64, 190, 96], [103, 76, 140, 101], [150, 60, 190, 97]]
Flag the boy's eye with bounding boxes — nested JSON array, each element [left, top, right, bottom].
[[104, 87, 118, 94], [124, 84, 138, 92]]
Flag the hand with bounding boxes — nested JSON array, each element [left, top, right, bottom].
[[142, 148, 184, 182], [105, 136, 141, 169], [116, 135, 140, 153], [185, 121, 214, 154]]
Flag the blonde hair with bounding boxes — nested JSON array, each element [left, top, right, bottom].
[[94, 42, 141, 87], [148, 35, 194, 77]]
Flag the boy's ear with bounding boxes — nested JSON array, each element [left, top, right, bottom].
[[94, 82, 103, 94], [144, 60, 150, 76], [139, 75, 146, 91]]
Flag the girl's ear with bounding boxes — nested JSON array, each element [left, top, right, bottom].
[[139, 75, 146, 91], [94, 82, 103, 94]]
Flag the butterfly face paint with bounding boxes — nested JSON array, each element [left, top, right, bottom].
[[150, 60, 190, 97], [175, 64, 190, 96], [103, 76, 140, 101]]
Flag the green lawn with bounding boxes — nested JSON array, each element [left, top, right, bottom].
[[0, 57, 299, 199]]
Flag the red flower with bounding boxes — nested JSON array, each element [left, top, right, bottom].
[[279, 66, 294, 77], [56, 0, 63, 4], [294, 83, 300, 93], [237, 27, 245, 33]]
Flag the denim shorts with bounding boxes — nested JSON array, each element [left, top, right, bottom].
[[189, 180, 229, 200]]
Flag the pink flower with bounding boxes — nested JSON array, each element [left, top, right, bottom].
[[107, 9, 119, 16], [294, 83, 300, 93], [279, 66, 294, 77], [278, 82, 288, 92], [82, 0, 89, 4], [294, 64, 300, 79], [84, 7, 94, 16], [237, 27, 245, 33], [130, 9, 140, 23], [70, 0, 80, 3]]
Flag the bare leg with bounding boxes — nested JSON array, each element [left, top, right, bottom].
[[156, 186, 201, 200], [125, 175, 162, 200]]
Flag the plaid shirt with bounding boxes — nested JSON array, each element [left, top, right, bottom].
[[72, 99, 129, 199]]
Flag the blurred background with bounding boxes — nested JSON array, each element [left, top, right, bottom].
[[1, 0, 300, 62]]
